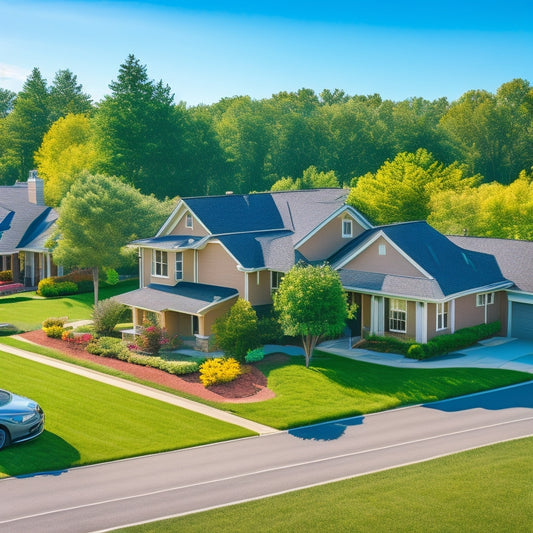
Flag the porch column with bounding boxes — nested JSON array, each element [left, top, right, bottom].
[[46, 253, 52, 278], [370, 295, 385, 336], [450, 300, 456, 333], [416, 302, 427, 344]]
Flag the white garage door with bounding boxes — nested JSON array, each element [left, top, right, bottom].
[[511, 302, 533, 339]]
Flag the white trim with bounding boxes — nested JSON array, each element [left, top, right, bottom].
[[295, 204, 373, 250], [151, 249, 169, 278], [435, 301, 449, 331], [156, 199, 211, 237], [244, 271, 249, 301], [342, 218, 353, 238]]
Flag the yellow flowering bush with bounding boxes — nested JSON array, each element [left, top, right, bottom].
[[199, 357, 241, 387]]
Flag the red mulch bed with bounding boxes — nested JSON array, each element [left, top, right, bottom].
[[17, 330, 278, 404]]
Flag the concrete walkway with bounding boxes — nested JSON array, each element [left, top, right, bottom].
[[317, 336, 533, 374], [1, 341, 277, 436]]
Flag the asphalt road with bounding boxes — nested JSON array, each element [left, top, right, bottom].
[[1, 381, 532, 533]]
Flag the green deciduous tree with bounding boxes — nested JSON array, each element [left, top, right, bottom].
[[273, 263, 354, 368], [347, 149, 481, 224], [53, 172, 173, 305], [271, 165, 340, 191]]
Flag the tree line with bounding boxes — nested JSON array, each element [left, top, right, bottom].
[[0, 55, 531, 239]]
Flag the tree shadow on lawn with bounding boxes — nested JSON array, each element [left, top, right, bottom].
[[0, 431, 80, 478]]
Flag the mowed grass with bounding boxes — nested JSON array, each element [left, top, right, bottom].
[[119, 437, 533, 533], [0, 350, 254, 478], [1, 337, 531, 432], [0, 279, 138, 331], [220, 351, 532, 428]]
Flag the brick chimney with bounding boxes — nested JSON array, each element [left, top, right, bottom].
[[27, 170, 45, 205]]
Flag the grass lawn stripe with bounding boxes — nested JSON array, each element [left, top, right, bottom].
[[0, 350, 254, 478]]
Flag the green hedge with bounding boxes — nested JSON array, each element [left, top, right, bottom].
[[363, 321, 501, 360], [86, 336, 200, 375], [0, 270, 13, 282], [37, 278, 79, 297]]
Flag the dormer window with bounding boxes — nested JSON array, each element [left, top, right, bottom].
[[342, 218, 353, 238], [186, 214, 193, 228]]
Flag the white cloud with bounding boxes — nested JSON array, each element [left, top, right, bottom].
[[0, 63, 30, 91]]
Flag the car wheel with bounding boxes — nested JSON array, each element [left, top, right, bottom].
[[0, 427, 10, 450]]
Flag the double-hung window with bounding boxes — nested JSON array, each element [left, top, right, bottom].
[[389, 299, 407, 333], [152, 250, 168, 277], [175, 252, 183, 281], [436, 302, 448, 331], [185, 214, 193, 228], [476, 293, 494, 306]]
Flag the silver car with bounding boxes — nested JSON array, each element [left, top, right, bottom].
[[0, 389, 45, 449]]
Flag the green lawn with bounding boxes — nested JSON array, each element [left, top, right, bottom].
[[2, 336, 530, 432], [0, 279, 138, 331], [0, 349, 254, 478], [219, 351, 532, 428], [118, 437, 533, 533]]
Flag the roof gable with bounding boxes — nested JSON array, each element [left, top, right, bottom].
[[332, 221, 510, 297]]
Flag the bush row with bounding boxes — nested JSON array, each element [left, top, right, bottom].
[[86, 336, 200, 375], [363, 321, 501, 360], [38, 278, 78, 297]]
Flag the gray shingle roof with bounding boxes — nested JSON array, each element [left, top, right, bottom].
[[114, 282, 238, 314], [183, 188, 349, 244], [331, 221, 511, 298], [0, 182, 57, 254], [448, 235, 533, 293]]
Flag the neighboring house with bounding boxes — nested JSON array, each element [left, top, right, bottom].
[[117, 188, 527, 350], [0, 171, 59, 287], [448, 236, 533, 340]]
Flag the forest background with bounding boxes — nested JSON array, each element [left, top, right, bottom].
[[0, 55, 531, 240]]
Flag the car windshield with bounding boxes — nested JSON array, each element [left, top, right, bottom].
[[0, 390, 11, 407]]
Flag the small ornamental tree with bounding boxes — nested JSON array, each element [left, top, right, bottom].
[[273, 263, 355, 368], [212, 298, 260, 362]]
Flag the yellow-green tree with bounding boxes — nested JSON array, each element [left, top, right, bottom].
[[429, 170, 533, 239], [271, 165, 340, 191], [35, 113, 98, 206], [347, 149, 481, 224]]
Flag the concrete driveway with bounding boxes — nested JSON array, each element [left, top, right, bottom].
[[317, 337, 533, 374]]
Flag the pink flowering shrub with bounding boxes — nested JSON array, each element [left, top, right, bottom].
[[136, 322, 182, 355]]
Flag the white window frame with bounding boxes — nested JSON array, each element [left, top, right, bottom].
[[378, 244, 387, 256], [152, 250, 168, 278], [436, 302, 448, 331], [185, 213, 193, 228], [342, 218, 353, 238], [271, 271, 283, 292], [476, 292, 495, 307], [175, 251, 183, 281], [389, 298, 407, 333]]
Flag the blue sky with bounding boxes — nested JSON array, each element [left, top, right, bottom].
[[1, 1, 532, 106]]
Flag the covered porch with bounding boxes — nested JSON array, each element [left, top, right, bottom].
[[115, 281, 239, 352]]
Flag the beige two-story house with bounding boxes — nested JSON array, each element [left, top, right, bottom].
[[116, 188, 526, 350]]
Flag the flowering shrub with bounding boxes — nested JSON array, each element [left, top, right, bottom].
[[43, 325, 65, 339], [136, 323, 182, 355], [61, 330, 94, 347], [199, 357, 241, 387], [42, 317, 67, 328]]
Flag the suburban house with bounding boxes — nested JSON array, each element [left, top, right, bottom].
[[0, 171, 59, 288], [116, 188, 532, 350]]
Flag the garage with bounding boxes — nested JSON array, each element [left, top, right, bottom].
[[510, 302, 533, 340]]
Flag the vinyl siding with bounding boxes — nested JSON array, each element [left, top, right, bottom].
[[197, 242, 245, 295]]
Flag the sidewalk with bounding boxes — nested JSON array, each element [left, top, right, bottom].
[[317, 337, 533, 374], [1, 341, 278, 435]]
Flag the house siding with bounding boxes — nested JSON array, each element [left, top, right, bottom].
[[202, 297, 239, 336], [454, 292, 504, 330], [247, 270, 273, 306], [298, 214, 366, 261], [343, 236, 425, 277], [169, 213, 209, 237], [197, 242, 245, 295]]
